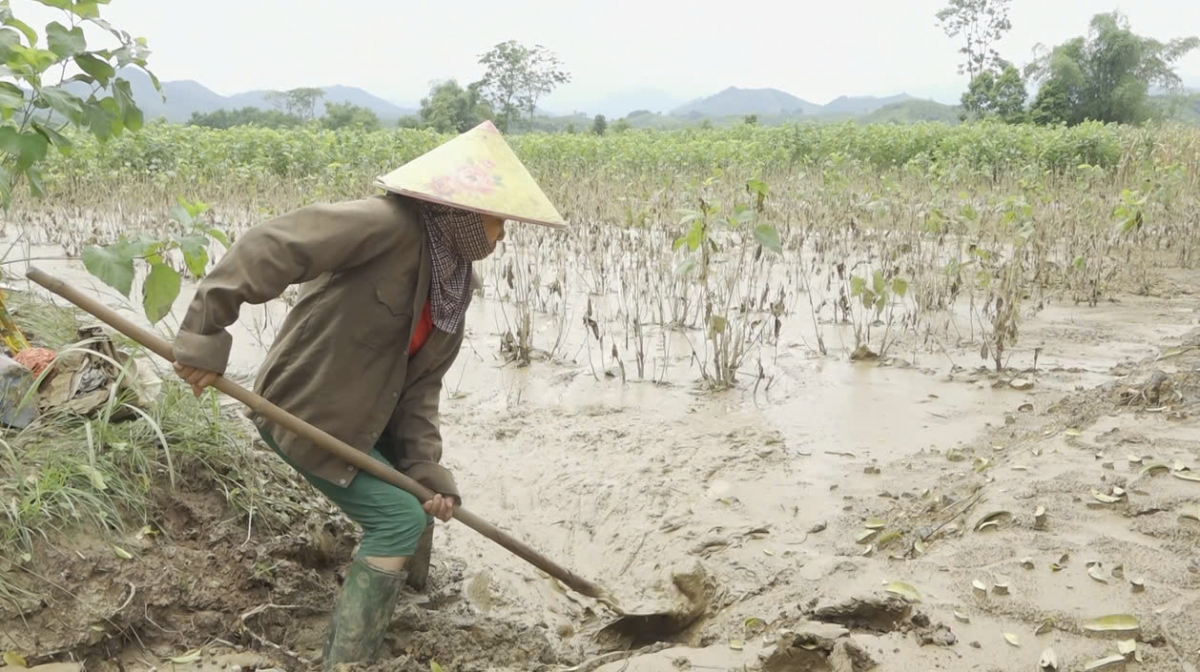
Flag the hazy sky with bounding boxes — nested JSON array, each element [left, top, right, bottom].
[[12, 0, 1200, 110]]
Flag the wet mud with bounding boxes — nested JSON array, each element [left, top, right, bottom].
[[2, 244, 1199, 672]]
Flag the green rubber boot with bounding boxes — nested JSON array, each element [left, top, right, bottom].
[[322, 557, 406, 671]]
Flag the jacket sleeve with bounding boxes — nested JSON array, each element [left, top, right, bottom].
[[172, 198, 409, 374], [391, 344, 462, 504]]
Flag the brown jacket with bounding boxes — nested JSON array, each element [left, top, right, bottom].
[[172, 195, 469, 500]]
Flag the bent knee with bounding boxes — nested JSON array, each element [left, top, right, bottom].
[[356, 490, 427, 557]]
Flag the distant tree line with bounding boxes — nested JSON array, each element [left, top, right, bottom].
[[189, 87, 383, 131], [936, 0, 1198, 126]]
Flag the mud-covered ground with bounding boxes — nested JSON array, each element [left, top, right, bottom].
[[2, 247, 1199, 672]]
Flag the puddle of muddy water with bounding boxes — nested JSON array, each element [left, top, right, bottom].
[[5, 232, 1200, 672]]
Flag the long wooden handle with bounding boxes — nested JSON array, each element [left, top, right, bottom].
[[23, 266, 606, 600]]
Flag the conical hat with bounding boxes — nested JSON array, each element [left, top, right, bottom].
[[375, 120, 567, 229]]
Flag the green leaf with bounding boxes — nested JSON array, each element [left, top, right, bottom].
[[0, 81, 23, 112], [753, 224, 783, 255], [39, 86, 85, 125], [45, 21, 85, 58], [684, 221, 704, 251], [168, 203, 194, 226], [746, 178, 769, 197], [850, 276, 865, 297], [71, 2, 101, 19], [177, 234, 209, 278], [872, 270, 885, 295], [82, 243, 135, 296], [0, 28, 21, 62], [430, 662, 445, 672], [83, 101, 117, 141], [33, 121, 72, 154], [74, 53, 114, 85], [112, 77, 141, 131], [201, 226, 230, 249], [2, 16, 37, 46], [142, 262, 180, 324], [32, 0, 72, 9], [892, 277, 909, 298], [674, 258, 695, 276], [0, 127, 48, 170]]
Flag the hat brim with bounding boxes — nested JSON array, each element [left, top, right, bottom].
[[379, 185, 568, 230]]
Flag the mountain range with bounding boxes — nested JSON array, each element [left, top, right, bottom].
[[87, 69, 947, 125]]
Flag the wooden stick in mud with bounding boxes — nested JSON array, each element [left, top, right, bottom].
[[24, 267, 608, 601]]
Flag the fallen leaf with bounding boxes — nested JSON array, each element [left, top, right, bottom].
[[1138, 463, 1170, 478], [1173, 471, 1200, 483], [1021, 557, 1035, 569], [728, 639, 745, 651], [1065, 427, 1082, 437], [1117, 639, 1136, 656], [1010, 378, 1034, 390], [1084, 654, 1127, 671], [1050, 563, 1064, 572], [913, 540, 927, 555], [1091, 489, 1122, 504], [884, 581, 920, 602], [976, 520, 999, 531], [1019, 403, 1034, 412], [974, 457, 992, 473], [954, 610, 970, 623], [113, 545, 133, 560], [1111, 564, 1124, 579], [1129, 577, 1145, 592], [855, 529, 879, 544], [431, 662, 446, 672], [1088, 565, 1108, 583], [79, 464, 107, 490], [1039, 647, 1058, 670], [1081, 614, 1140, 632], [993, 581, 1010, 595], [168, 650, 202, 664], [1013, 464, 1029, 471], [974, 510, 1011, 531], [972, 579, 987, 596], [4, 652, 28, 668], [1004, 632, 1020, 647], [1127, 455, 1143, 465], [1035, 618, 1055, 635], [876, 530, 901, 549], [1180, 506, 1200, 523], [864, 517, 886, 530]]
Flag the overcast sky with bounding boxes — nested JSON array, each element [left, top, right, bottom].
[[12, 0, 1200, 110]]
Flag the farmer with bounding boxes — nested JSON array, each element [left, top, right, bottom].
[[168, 120, 566, 669]]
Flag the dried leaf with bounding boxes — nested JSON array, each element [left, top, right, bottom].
[[1004, 632, 1020, 647], [168, 650, 202, 664], [913, 540, 927, 555], [1138, 463, 1169, 478], [974, 510, 1011, 531], [1117, 639, 1136, 656], [1035, 617, 1055, 635], [1091, 489, 1122, 504], [1129, 577, 1145, 592], [1173, 470, 1200, 483], [728, 639, 744, 651], [1021, 557, 1035, 569], [972, 579, 987, 596], [876, 530, 901, 549], [1088, 565, 1108, 583], [992, 581, 1010, 595], [1179, 505, 1200, 523], [1111, 564, 1124, 579], [3, 652, 28, 668], [1065, 427, 1082, 437], [1084, 654, 1127, 671], [1039, 647, 1058, 670], [954, 610, 970, 623], [855, 529, 879, 544], [864, 517, 886, 530], [884, 581, 920, 602], [1081, 614, 1140, 632]]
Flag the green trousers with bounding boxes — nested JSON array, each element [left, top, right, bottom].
[[258, 428, 429, 557]]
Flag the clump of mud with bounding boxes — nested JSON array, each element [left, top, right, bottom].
[[763, 631, 876, 672]]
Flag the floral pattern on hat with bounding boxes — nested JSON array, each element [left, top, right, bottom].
[[429, 159, 503, 199]]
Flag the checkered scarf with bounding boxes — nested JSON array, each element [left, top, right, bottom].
[[420, 201, 493, 334]]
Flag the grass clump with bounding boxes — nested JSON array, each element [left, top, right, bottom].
[[0, 292, 316, 557]]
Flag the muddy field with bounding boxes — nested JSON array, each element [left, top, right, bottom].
[[1, 220, 1199, 672]]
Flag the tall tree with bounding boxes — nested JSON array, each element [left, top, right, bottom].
[[266, 87, 326, 121], [418, 79, 492, 133], [936, 0, 1013, 81], [476, 40, 570, 132], [961, 61, 1027, 122], [322, 102, 380, 131], [1025, 11, 1199, 125]]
